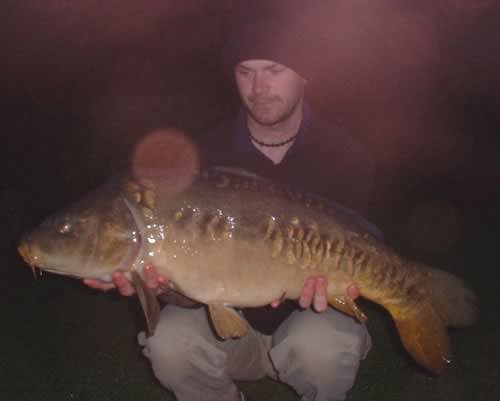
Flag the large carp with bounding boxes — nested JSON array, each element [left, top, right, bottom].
[[18, 167, 478, 375]]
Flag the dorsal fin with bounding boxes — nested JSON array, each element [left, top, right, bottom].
[[205, 166, 384, 241]]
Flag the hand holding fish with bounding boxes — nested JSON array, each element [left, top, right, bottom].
[[83, 267, 358, 312], [84, 265, 200, 309], [83, 265, 168, 296], [271, 276, 360, 312]]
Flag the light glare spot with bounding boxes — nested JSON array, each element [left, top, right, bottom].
[[132, 128, 199, 195]]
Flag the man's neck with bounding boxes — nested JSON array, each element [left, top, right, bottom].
[[246, 100, 304, 165]]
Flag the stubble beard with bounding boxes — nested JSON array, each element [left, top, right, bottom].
[[246, 96, 298, 127]]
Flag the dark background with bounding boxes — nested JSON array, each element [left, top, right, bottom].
[[1, 1, 499, 400]]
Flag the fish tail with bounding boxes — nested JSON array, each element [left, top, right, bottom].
[[423, 265, 479, 328], [385, 264, 479, 374], [387, 300, 450, 374]]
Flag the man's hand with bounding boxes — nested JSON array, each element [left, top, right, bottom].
[[270, 275, 360, 312], [83, 265, 169, 296]]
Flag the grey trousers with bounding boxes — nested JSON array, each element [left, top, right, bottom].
[[138, 305, 371, 401]]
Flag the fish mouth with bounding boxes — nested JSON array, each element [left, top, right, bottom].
[[17, 240, 88, 279], [17, 240, 42, 278]]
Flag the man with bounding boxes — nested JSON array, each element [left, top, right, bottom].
[[86, 19, 376, 401]]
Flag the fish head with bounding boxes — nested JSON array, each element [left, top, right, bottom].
[[18, 187, 140, 281]]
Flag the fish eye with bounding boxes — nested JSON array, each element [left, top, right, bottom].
[[58, 222, 72, 234]]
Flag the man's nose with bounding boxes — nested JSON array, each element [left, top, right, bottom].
[[252, 73, 269, 94]]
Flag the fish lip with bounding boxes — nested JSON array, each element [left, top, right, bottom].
[[18, 242, 93, 279], [17, 240, 37, 267], [17, 238, 62, 277], [17, 240, 42, 278]]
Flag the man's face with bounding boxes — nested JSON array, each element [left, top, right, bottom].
[[234, 59, 306, 126]]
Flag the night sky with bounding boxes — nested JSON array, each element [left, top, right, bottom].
[[1, 1, 499, 400]]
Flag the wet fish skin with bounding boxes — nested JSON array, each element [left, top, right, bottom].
[[17, 167, 479, 375]]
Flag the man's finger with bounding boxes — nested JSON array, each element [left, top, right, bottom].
[[144, 265, 159, 289], [112, 272, 135, 296], [299, 277, 315, 309], [313, 276, 328, 312]]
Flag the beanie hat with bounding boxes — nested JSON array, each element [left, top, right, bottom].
[[221, 18, 311, 80]]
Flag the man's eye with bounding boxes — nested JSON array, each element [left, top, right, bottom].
[[236, 68, 254, 77], [270, 67, 285, 75], [58, 222, 72, 234]]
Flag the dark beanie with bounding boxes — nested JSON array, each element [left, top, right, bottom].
[[221, 17, 311, 80]]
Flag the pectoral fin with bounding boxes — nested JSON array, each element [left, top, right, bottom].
[[130, 270, 161, 337], [328, 295, 368, 322], [208, 303, 248, 339]]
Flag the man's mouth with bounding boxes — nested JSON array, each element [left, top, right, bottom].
[[249, 96, 278, 105]]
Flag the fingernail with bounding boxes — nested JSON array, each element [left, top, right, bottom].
[[299, 298, 309, 309], [314, 295, 327, 312]]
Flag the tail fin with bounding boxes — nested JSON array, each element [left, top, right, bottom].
[[386, 265, 479, 374], [388, 301, 450, 374], [424, 266, 479, 328]]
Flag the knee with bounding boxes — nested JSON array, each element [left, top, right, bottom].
[[147, 323, 196, 360], [274, 333, 364, 400], [287, 328, 364, 379], [139, 307, 219, 383], [142, 321, 198, 378], [304, 345, 361, 397], [276, 311, 369, 368], [271, 311, 369, 399]]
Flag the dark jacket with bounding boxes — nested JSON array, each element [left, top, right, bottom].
[[192, 107, 376, 334]]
